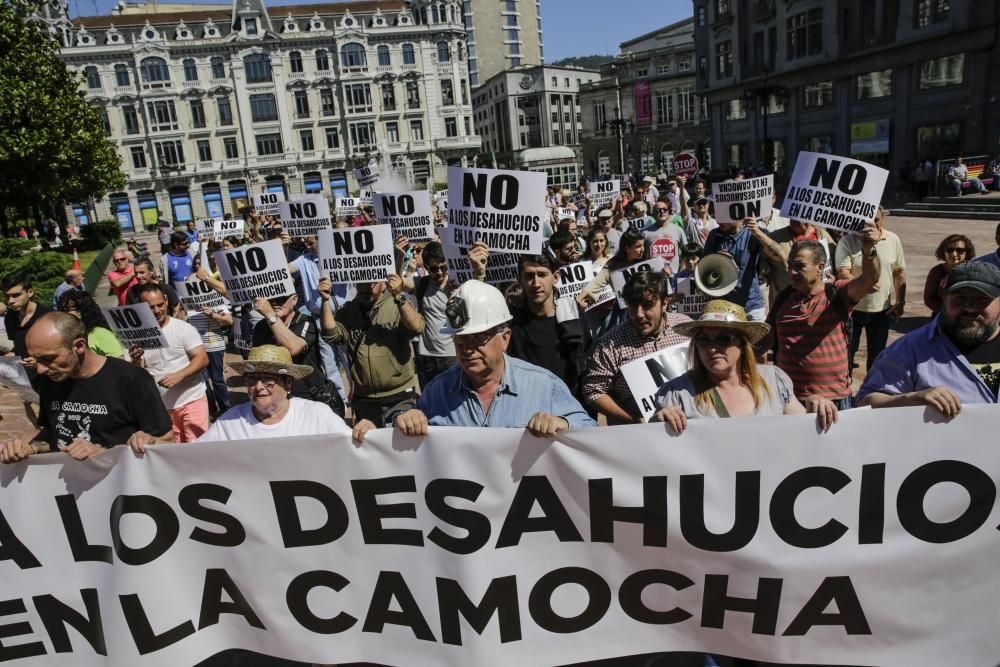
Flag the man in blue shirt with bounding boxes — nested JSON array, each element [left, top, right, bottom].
[[703, 216, 770, 321], [857, 262, 1000, 416], [184, 220, 199, 245], [353, 280, 596, 441], [972, 221, 1000, 268], [161, 232, 194, 284]]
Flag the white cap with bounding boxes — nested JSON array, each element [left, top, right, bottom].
[[441, 280, 513, 336]]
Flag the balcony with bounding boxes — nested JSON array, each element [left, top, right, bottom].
[[385, 142, 404, 152], [324, 148, 346, 160], [209, 77, 228, 88], [222, 158, 243, 170], [436, 136, 480, 150], [409, 140, 431, 151], [182, 80, 201, 89], [753, 0, 775, 20], [288, 71, 306, 80], [376, 65, 393, 74], [114, 84, 136, 96], [400, 62, 418, 71], [252, 153, 288, 164], [129, 167, 152, 180], [437, 62, 453, 75]]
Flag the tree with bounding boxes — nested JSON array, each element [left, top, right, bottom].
[[0, 0, 124, 236]]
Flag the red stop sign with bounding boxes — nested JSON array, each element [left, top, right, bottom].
[[671, 153, 699, 178], [650, 236, 677, 262]]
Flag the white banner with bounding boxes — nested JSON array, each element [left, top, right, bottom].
[[194, 218, 219, 242], [784, 152, 888, 233], [445, 166, 546, 254], [0, 356, 39, 403], [619, 342, 691, 421], [713, 174, 774, 225], [588, 180, 620, 209], [278, 195, 332, 237], [214, 239, 294, 306], [102, 303, 168, 350], [624, 216, 647, 231], [359, 189, 375, 207], [609, 257, 664, 308], [374, 191, 435, 242], [336, 197, 361, 218], [253, 192, 286, 218], [213, 218, 244, 241], [355, 163, 381, 187], [318, 225, 395, 284], [555, 260, 596, 301], [674, 275, 711, 318], [173, 280, 229, 313], [442, 244, 520, 286], [2, 407, 1000, 666]]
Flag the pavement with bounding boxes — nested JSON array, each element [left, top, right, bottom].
[[2, 214, 998, 440]]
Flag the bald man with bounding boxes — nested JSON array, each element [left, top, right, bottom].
[[0, 312, 173, 463], [51, 269, 83, 308]]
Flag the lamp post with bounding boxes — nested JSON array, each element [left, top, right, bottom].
[[743, 70, 786, 173]]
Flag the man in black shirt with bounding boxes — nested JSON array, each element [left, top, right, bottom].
[[251, 292, 325, 400], [0, 313, 173, 463], [3, 274, 52, 386]]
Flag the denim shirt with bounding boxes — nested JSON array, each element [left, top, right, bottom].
[[856, 317, 998, 405], [292, 252, 322, 316], [704, 226, 764, 312], [417, 355, 597, 429]]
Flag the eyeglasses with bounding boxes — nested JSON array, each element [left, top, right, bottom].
[[412, 247, 423, 254], [245, 374, 281, 388], [113, 257, 128, 262], [693, 333, 741, 349], [945, 247, 968, 254], [454, 329, 502, 349], [655, 207, 670, 213], [427, 264, 448, 275]]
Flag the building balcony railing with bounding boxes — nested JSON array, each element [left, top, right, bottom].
[[129, 168, 152, 180], [209, 77, 228, 87], [753, 0, 776, 20], [409, 139, 431, 151], [436, 136, 480, 149], [114, 84, 136, 96], [288, 71, 306, 79], [182, 80, 201, 88], [376, 65, 393, 73], [324, 148, 346, 160], [437, 62, 453, 75], [400, 63, 419, 71], [385, 142, 405, 152], [252, 153, 288, 164], [222, 158, 243, 170]]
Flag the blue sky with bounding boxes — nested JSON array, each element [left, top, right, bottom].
[[70, 0, 692, 61]]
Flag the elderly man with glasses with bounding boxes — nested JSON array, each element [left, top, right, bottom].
[[107, 251, 138, 305]]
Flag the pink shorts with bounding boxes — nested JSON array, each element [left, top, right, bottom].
[[169, 396, 209, 443]]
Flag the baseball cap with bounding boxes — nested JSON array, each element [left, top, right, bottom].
[[693, 196, 710, 206], [945, 261, 1000, 298], [642, 175, 654, 183]]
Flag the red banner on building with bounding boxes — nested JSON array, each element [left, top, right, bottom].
[[634, 80, 652, 126]]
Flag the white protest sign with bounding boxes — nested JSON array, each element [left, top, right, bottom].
[[102, 302, 168, 350], [2, 407, 1000, 666], [442, 242, 520, 285], [446, 166, 546, 254], [336, 197, 360, 218], [359, 189, 374, 207], [174, 279, 229, 313], [0, 356, 39, 403], [373, 191, 434, 242], [278, 195, 332, 237], [612, 173, 629, 187], [435, 191, 449, 214], [354, 163, 381, 187], [609, 257, 664, 307], [619, 342, 690, 421], [194, 218, 219, 242], [674, 275, 711, 318], [713, 174, 774, 225], [214, 239, 294, 306], [555, 260, 596, 302], [212, 217, 244, 241], [318, 224, 395, 284], [588, 180, 620, 209], [784, 152, 888, 233], [623, 216, 648, 231], [253, 191, 286, 217]]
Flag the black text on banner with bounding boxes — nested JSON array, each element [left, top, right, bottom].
[[374, 191, 435, 242], [253, 192, 286, 217], [609, 258, 665, 308], [446, 166, 546, 254], [278, 196, 333, 237], [318, 225, 395, 284], [174, 280, 229, 312], [784, 152, 889, 233], [102, 303, 168, 350], [713, 174, 774, 225], [214, 239, 295, 306]]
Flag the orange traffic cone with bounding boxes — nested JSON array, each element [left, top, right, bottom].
[[72, 247, 81, 271]]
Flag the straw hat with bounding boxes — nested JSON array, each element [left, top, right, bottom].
[[672, 300, 771, 344], [228, 345, 314, 380]]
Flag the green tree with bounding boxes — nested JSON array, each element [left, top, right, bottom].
[[0, 0, 124, 235]]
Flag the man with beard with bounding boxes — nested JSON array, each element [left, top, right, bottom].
[[857, 262, 1000, 415]]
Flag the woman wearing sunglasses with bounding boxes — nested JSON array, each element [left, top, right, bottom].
[[923, 234, 975, 315], [651, 300, 837, 433]]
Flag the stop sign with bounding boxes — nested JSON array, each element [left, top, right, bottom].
[[671, 153, 699, 179], [650, 236, 678, 263]]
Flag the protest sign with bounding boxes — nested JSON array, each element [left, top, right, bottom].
[[2, 407, 1000, 667], [784, 152, 889, 233], [569, 192, 588, 208], [278, 196, 333, 237], [336, 197, 361, 218], [102, 302, 168, 350], [373, 191, 434, 242], [442, 242, 520, 285], [253, 192, 286, 217], [215, 239, 294, 306], [555, 260, 596, 301], [355, 163, 381, 187], [174, 279, 229, 312], [588, 180, 620, 209], [623, 216, 648, 231], [619, 342, 690, 420], [671, 152, 699, 178], [318, 224, 395, 284], [674, 275, 711, 318], [0, 356, 39, 403], [611, 173, 629, 187], [446, 166, 546, 254], [609, 257, 664, 307], [713, 174, 774, 225], [194, 218, 218, 242], [213, 217, 244, 241], [649, 234, 681, 269], [359, 189, 374, 207]]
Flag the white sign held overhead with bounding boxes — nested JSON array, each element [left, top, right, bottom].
[[215, 239, 295, 306], [443, 243, 521, 286], [318, 224, 395, 284], [674, 275, 712, 318], [620, 342, 691, 421], [0, 357, 39, 403], [609, 257, 665, 308], [373, 191, 435, 242], [354, 163, 381, 187], [253, 191, 286, 217], [555, 260, 596, 302], [174, 279, 229, 313], [336, 197, 360, 218], [713, 174, 774, 225], [102, 303, 168, 350], [588, 180, 620, 209], [359, 189, 374, 207], [623, 216, 648, 231], [445, 166, 546, 254], [784, 152, 889, 233], [213, 217, 244, 240], [278, 195, 333, 237], [194, 218, 219, 242]]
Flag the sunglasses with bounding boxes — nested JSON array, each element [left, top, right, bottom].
[[693, 333, 741, 348], [945, 247, 968, 254], [245, 374, 282, 388], [427, 264, 448, 274], [454, 329, 502, 349]]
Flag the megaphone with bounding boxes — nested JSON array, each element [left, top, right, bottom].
[[694, 253, 739, 297]]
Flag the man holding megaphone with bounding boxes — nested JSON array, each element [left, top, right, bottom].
[[701, 216, 787, 321]]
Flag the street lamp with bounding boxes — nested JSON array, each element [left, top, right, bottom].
[[606, 59, 636, 175], [743, 72, 786, 173]]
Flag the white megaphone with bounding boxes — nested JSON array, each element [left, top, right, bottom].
[[694, 253, 739, 297]]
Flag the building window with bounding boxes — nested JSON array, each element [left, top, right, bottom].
[[146, 100, 179, 131], [919, 53, 965, 89], [715, 40, 733, 79], [294, 90, 310, 117], [244, 53, 272, 83], [324, 127, 340, 149], [249, 93, 278, 122], [315, 49, 330, 71], [511, 56, 521, 66], [552, 130, 560, 145], [139, 57, 169, 83], [224, 137, 238, 159], [386, 121, 399, 143], [244, 17, 258, 35], [114, 64, 130, 87], [344, 83, 373, 114], [464, 116, 471, 135], [437, 41, 451, 61], [679, 60, 690, 71], [289, 51, 303, 73], [197, 139, 212, 162], [255, 133, 283, 155], [593, 101, 606, 130], [724, 98, 746, 120], [410, 119, 424, 140], [460, 79, 469, 105], [445, 117, 458, 137], [122, 105, 139, 134], [217, 96, 233, 125], [377, 45, 391, 66], [402, 43, 416, 64], [915, 0, 950, 28], [130, 146, 147, 169], [802, 81, 833, 109], [715, 0, 730, 19], [349, 121, 376, 149], [381, 82, 396, 110], [183, 59, 198, 82], [804, 136, 834, 154], [154, 140, 184, 166], [406, 81, 421, 109], [190, 99, 206, 127], [787, 8, 823, 61], [916, 122, 960, 159], [340, 43, 367, 68], [211, 57, 225, 79], [320, 88, 335, 115], [441, 79, 455, 106], [98, 108, 111, 136], [679, 88, 695, 122], [300, 129, 314, 152], [510, 42, 521, 56], [727, 143, 747, 167], [697, 6, 706, 25], [856, 68, 893, 99]]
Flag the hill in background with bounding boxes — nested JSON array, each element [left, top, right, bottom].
[[549, 55, 614, 70]]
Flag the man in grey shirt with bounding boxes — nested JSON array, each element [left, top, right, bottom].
[[405, 242, 458, 387]]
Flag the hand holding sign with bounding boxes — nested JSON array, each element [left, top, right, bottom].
[[785, 152, 888, 233]]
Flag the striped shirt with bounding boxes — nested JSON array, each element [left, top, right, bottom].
[[769, 280, 852, 400]]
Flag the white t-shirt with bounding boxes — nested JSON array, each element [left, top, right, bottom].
[[142, 317, 206, 409], [198, 397, 352, 441]]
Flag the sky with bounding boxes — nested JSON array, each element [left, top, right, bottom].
[[71, 0, 692, 59]]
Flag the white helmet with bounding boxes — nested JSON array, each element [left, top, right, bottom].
[[441, 280, 512, 336]]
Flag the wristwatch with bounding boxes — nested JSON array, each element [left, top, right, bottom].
[[393, 294, 408, 307], [267, 314, 278, 325]]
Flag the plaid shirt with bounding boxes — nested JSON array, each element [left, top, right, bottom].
[[582, 313, 692, 419]]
